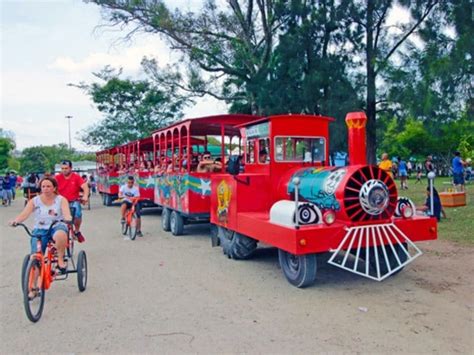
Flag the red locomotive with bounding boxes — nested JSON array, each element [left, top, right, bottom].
[[97, 112, 437, 287], [209, 112, 437, 287]]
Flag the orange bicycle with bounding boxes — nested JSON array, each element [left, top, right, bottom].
[[120, 197, 143, 240], [14, 220, 87, 322]]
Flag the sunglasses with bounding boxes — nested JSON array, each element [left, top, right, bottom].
[[203, 155, 211, 159]]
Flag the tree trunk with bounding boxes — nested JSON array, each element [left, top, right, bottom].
[[365, 0, 377, 165]]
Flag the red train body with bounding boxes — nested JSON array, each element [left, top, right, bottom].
[[97, 112, 437, 287]]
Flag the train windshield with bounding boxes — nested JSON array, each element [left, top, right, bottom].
[[274, 136, 326, 163]]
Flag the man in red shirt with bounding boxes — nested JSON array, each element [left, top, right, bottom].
[[56, 160, 89, 242]]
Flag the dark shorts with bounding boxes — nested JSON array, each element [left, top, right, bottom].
[[453, 173, 464, 185], [122, 201, 141, 217], [31, 224, 68, 254]]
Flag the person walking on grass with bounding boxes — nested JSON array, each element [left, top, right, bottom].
[[378, 153, 393, 177], [415, 166, 422, 184], [398, 157, 408, 190]]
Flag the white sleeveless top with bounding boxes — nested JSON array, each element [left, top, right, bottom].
[[32, 195, 64, 230]]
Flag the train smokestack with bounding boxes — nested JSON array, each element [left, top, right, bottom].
[[345, 112, 367, 165]]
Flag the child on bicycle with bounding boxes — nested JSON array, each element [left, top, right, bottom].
[[9, 176, 72, 273], [119, 176, 143, 238]]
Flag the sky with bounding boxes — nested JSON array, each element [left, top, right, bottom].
[[1, 0, 226, 151]]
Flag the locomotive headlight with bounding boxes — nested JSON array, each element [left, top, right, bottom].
[[395, 197, 416, 218], [359, 179, 390, 215], [323, 210, 336, 225], [401, 205, 414, 219]]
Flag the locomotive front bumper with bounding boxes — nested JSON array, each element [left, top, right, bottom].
[[237, 213, 437, 256]]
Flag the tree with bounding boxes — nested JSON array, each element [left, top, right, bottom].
[[383, 0, 472, 124], [348, 0, 440, 163], [88, 0, 289, 114], [0, 129, 16, 170], [89, 0, 362, 153], [19, 148, 50, 175], [73, 66, 187, 148]]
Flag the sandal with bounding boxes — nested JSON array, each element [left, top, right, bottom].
[[56, 264, 67, 274]]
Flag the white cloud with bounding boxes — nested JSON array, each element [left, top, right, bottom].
[[49, 41, 174, 74]]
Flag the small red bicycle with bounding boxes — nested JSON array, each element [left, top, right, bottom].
[[14, 220, 87, 322], [120, 197, 143, 240]]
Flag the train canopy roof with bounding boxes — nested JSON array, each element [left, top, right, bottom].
[[151, 114, 260, 137]]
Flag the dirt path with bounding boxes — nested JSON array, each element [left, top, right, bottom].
[[0, 195, 473, 353]]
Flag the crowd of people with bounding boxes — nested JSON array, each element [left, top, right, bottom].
[[377, 151, 472, 222], [0, 171, 19, 206], [378, 152, 471, 192], [100, 151, 231, 176]]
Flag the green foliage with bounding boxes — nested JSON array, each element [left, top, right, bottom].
[[74, 66, 187, 148], [18, 144, 95, 175], [0, 134, 15, 170], [19, 148, 51, 175], [457, 135, 473, 161], [7, 157, 21, 172]]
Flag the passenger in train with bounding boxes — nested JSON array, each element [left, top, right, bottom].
[[146, 160, 154, 172], [166, 159, 174, 173], [128, 162, 137, 174], [259, 148, 269, 164], [197, 152, 222, 173], [118, 164, 127, 174]]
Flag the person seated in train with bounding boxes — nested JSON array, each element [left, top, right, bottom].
[[259, 148, 269, 164], [139, 161, 146, 171], [166, 159, 174, 173], [197, 152, 222, 173], [131, 162, 140, 174], [117, 164, 127, 174], [173, 157, 182, 172], [189, 153, 200, 171], [146, 160, 154, 172], [213, 157, 223, 172], [156, 157, 167, 175]]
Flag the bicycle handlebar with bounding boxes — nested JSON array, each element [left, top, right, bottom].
[[114, 197, 144, 203], [11, 219, 73, 238]]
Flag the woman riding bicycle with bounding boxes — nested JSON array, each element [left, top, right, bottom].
[[9, 176, 72, 273]]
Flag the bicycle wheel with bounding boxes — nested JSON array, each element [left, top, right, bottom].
[[129, 212, 138, 240], [121, 217, 129, 235], [23, 258, 45, 322], [21, 254, 30, 294], [77, 250, 88, 292]]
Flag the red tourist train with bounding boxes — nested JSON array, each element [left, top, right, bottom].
[[97, 112, 437, 287]]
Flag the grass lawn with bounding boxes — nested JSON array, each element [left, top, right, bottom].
[[396, 176, 473, 245]]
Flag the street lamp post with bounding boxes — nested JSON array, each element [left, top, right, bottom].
[[65, 115, 73, 150]]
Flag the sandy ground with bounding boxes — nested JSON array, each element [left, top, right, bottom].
[[0, 195, 473, 354]]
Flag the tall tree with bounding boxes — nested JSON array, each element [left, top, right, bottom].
[[89, 0, 361, 153], [88, 0, 287, 114], [349, 0, 439, 163], [73, 66, 187, 148], [383, 0, 472, 124]]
